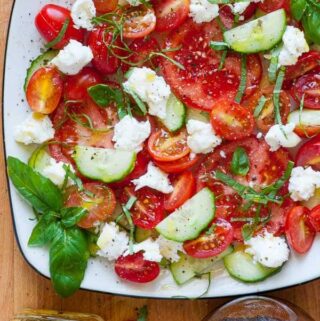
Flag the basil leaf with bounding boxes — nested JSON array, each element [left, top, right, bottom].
[[210, 41, 230, 51], [124, 86, 147, 115], [291, 0, 308, 21], [137, 306, 148, 321], [231, 147, 250, 176], [61, 207, 88, 228], [45, 18, 70, 49], [7, 157, 63, 213], [234, 55, 247, 104], [302, 7, 320, 44], [241, 223, 255, 241], [50, 225, 89, 297], [88, 84, 123, 107]]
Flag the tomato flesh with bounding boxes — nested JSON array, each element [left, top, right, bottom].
[[93, 0, 118, 13], [296, 134, 320, 170], [258, 0, 290, 12], [115, 252, 160, 283], [309, 204, 320, 232], [155, 154, 202, 174], [26, 67, 63, 114]]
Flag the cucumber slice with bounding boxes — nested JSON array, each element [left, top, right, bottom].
[[28, 146, 52, 172], [73, 146, 136, 183], [156, 188, 215, 242], [170, 246, 233, 285], [134, 227, 159, 243], [224, 250, 281, 283], [161, 94, 186, 132], [186, 108, 210, 123], [223, 9, 287, 53], [24, 50, 58, 91]]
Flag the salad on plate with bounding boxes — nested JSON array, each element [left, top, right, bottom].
[[7, 0, 320, 297]]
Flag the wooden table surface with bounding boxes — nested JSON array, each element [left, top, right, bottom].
[[0, 1, 320, 320]]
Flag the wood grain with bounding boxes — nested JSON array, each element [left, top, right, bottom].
[[0, 1, 320, 320]]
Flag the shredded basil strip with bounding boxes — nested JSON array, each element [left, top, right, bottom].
[[45, 18, 70, 49], [254, 95, 267, 118], [298, 94, 309, 137], [123, 86, 147, 115], [273, 67, 286, 125], [210, 41, 230, 51], [234, 55, 247, 104], [122, 196, 137, 254], [219, 50, 228, 71], [268, 46, 281, 83]]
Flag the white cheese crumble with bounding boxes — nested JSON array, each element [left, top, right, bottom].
[[71, 0, 96, 31], [97, 222, 129, 261], [189, 0, 219, 24], [14, 113, 55, 145], [229, 0, 262, 15], [289, 167, 320, 201], [186, 119, 222, 154], [245, 232, 290, 268], [123, 67, 171, 119], [156, 235, 184, 262], [265, 123, 301, 151], [51, 40, 93, 75], [124, 238, 162, 262], [132, 162, 174, 194], [278, 26, 309, 67], [112, 115, 151, 153]]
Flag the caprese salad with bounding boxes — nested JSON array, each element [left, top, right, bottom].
[[8, 0, 320, 297]]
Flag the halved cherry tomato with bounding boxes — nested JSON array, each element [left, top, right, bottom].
[[160, 19, 261, 111], [26, 67, 63, 114], [147, 129, 190, 162], [258, 0, 290, 12], [210, 99, 254, 140], [35, 4, 85, 49], [285, 206, 315, 254], [115, 252, 160, 283], [87, 26, 121, 75], [93, 0, 118, 13], [65, 183, 116, 229], [293, 67, 320, 109], [183, 219, 234, 258], [123, 6, 156, 39], [155, 153, 202, 173], [120, 186, 164, 229], [64, 67, 102, 101], [296, 134, 320, 170], [153, 0, 190, 32], [309, 204, 320, 232], [164, 172, 195, 212]]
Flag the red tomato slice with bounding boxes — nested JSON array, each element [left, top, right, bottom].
[[123, 6, 156, 39], [147, 129, 190, 162], [183, 219, 234, 258], [285, 206, 315, 254], [164, 172, 195, 212], [64, 67, 102, 101], [35, 4, 85, 49], [153, 0, 190, 32], [87, 26, 121, 75], [309, 204, 320, 232], [155, 154, 202, 173], [210, 99, 254, 140], [296, 133, 320, 170], [93, 0, 118, 13], [293, 68, 320, 109], [160, 19, 261, 111], [258, 0, 290, 12], [65, 183, 116, 229], [120, 186, 165, 230], [26, 67, 63, 114], [115, 252, 160, 283]]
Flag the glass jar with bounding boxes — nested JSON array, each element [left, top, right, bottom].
[[13, 310, 104, 321], [203, 296, 315, 321]]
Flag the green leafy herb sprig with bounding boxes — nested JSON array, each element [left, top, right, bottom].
[[8, 157, 90, 297]]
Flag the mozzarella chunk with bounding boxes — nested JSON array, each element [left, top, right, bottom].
[[14, 112, 54, 145], [265, 123, 301, 151], [123, 67, 171, 119], [245, 232, 290, 268], [51, 40, 93, 75], [124, 238, 162, 262], [189, 0, 219, 23], [97, 222, 129, 261], [278, 26, 309, 67], [71, 0, 96, 31], [229, 0, 262, 15], [289, 166, 320, 201], [132, 162, 174, 194], [156, 235, 184, 262], [186, 119, 222, 154], [112, 115, 151, 153]]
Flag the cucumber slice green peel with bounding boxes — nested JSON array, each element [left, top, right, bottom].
[[223, 9, 287, 54], [156, 188, 215, 242], [72, 146, 136, 183]]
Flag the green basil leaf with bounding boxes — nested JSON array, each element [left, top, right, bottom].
[[45, 18, 70, 49], [88, 84, 122, 107], [241, 223, 255, 241], [50, 225, 89, 297], [137, 306, 148, 321], [7, 157, 63, 213], [231, 147, 250, 176], [291, 0, 308, 21], [234, 55, 247, 104], [209, 41, 230, 51], [302, 7, 320, 44], [61, 207, 88, 228]]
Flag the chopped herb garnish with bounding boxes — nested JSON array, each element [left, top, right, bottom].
[[45, 18, 70, 49], [273, 66, 286, 125], [254, 95, 268, 118], [209, 41, 230, 51], [234, 54, 247, 104], [230, 147, 250, 176], [122, 196, 137, 253], [218, 50, 228, 71]]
